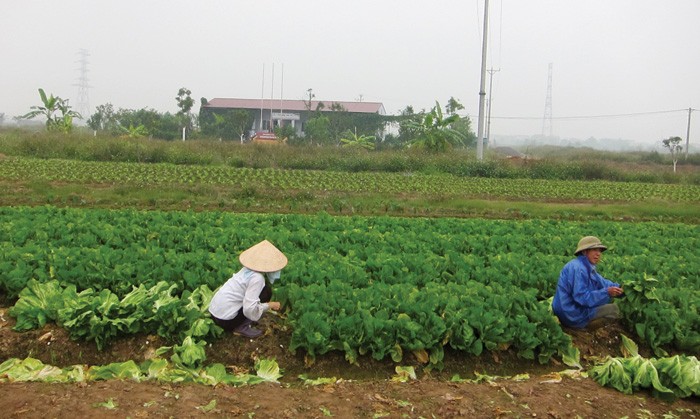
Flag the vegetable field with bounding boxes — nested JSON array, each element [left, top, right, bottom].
[[0, 150, 699, 417], [1, 206, 698, 367], [1, 156, 699, 202]]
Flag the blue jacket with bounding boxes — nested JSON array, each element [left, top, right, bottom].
[[552, 255, 619, 328]]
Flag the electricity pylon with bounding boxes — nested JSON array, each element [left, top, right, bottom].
[[73, 49, 91, 121], [542, 63, 553, 137]]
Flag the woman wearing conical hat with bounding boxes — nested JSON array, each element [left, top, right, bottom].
[[552, 236, 624, 329], [209, 240, 288, 338]]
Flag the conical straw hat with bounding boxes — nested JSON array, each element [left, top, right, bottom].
[[239, 240, 288, 272]]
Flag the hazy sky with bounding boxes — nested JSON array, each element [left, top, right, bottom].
[[2, 1, 699, 148]]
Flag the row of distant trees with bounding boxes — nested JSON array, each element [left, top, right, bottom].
[[82, 88, 195, 141], [17, 87, 687, 159], [19, 87, 480, 152]]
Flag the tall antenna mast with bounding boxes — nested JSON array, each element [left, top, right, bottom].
[[542, 62, 553, 137], [73, 49, 91, 121]]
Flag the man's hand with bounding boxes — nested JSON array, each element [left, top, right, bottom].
[[607, 286, 624, 297], [268, 301, 281, 311]]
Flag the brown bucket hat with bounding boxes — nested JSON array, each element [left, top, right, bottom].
[[239, 240, 288, 272], [574, 236, 608, 255]]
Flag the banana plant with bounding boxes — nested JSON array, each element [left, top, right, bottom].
[[22, 88, 82, 133], [404, 101, 465, 152], [119, 123, 149, 139], [339, 128, 375, 150]]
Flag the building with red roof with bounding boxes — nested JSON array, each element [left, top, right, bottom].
[[202, 98, 386, 140]]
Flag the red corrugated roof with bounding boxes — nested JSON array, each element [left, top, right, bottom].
[[204, 98, 385, 115]]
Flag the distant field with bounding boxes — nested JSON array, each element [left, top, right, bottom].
[[2, 130, 699, 185], [0, 156, 698, 221], [1, 156, 700, 202]]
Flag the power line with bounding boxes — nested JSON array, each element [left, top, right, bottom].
[[493, 109, 689, 121]]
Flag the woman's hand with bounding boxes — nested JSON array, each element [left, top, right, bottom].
[[268, 301, 281, 311], [607, 286, 624, 297]]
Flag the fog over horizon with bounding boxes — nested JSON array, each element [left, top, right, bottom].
[[1, 1, 698, 151]]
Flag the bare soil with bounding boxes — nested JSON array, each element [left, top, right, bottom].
[[0, 308, 697, 418]]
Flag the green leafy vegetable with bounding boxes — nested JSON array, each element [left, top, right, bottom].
[[255, 358, 282, 383]]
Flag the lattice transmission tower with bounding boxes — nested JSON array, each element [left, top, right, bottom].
[[73, 49, 91, 121], [541, 62, 553, 137]]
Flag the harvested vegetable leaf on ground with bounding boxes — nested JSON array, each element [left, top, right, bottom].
[[255, 358, 282, 383], [590, 336, 700, 399]]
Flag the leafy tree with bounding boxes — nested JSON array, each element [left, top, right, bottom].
[[274, 124, 296, 144], [198, 98, 215, 132], [200, 108, 254, 142], [86, 103, 118, 133], [304, 88, 316, 111], [155, 112, 181, 141], [21, 88, 81, 133], [176, 87, 195, 139], [303, 115, 331, 146], [445, 97, 465, 115], [326, 102, 350, 145], [444, 97, 476, 148], [115, 108, 180, 140], [395, 105, 421, 148], [199, 98, 255, 142], [176, 88, 194, 115], [302, 88, 327, 113], [332, 108, 386, 145], [375, 132, 403, 150], [299, 89, 389, 146], [450, 116, 477, 148], [401, 105, 416, 115], [229, 110, 254, 142], [662, 136, 683, 173]]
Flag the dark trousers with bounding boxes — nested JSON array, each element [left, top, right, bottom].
[[211, 282, 272, 332]]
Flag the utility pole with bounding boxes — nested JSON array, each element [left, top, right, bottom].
[[685, 108, 693, 160], [476, 0, 489, 161], [486, 67, 500, 147]]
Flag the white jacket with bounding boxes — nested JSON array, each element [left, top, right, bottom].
[[208, 268, 270, 321]]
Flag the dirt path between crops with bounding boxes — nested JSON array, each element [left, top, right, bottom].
[[4, 375, 699, 419], [0, 308, 698, 418]]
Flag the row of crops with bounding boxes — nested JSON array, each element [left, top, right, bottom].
[[1, 206, 698, 368], [2, 156, 700, 202]]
